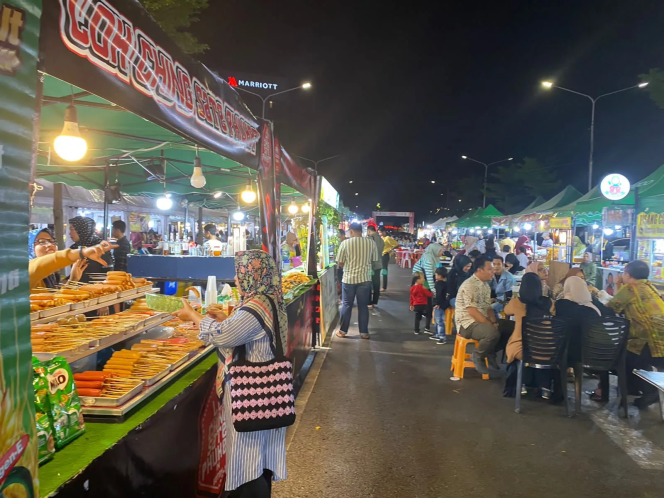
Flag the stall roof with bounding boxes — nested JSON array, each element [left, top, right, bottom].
[[525, 185, 583, 214], [458, 205, 503, 228], [37, 76, 305, 204], [517, 196, 546, 214], [451, 208, 482, 226]]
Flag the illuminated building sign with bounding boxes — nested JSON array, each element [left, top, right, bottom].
[[228, 77, 279, 91]]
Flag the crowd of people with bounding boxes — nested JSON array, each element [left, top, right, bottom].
[[410, 232, 664, 409]]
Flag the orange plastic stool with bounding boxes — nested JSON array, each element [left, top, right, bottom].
[[445, 308, 455, 336], [450, 335, 489, 380]]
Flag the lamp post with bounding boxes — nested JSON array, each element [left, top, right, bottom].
[[460, 155, 513, 208], [540, 80, 648, 192], [233, 82, 312, 119], [295, 154, 341, 174]]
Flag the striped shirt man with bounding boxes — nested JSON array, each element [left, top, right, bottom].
[[337, 235, 379, 284]]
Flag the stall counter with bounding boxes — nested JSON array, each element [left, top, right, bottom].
[[39, 353, 216, 497]]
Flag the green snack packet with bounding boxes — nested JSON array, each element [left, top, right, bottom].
[[32, 357, 55, 464], [45, 356, 85, 449]]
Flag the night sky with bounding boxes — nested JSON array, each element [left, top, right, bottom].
[[197, 0, 664, 223]]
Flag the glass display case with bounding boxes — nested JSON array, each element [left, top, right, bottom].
[[637, 239, 664, 283]]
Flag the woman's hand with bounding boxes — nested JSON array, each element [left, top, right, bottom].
[[172, 298, 204, 325], [81, 241, 118, 266], [69, 259, 89, 282]]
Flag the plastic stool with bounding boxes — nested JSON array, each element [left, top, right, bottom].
[[400, 256, 412, 269], [445, 308, 455, 336], [450, 335, 489, 380]]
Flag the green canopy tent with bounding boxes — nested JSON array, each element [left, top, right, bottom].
[[519, 185, 583, 217], [449, 208, 482, 228], [36, 76, 308, 217], [457, 205, 503, 228]]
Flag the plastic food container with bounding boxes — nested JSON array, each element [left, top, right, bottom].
[[145, 293, 184, 313]]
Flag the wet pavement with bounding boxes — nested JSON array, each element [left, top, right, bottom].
[[274, 265, 664, 498]]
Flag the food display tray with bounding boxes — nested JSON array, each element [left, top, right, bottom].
[[79, 382, 144, 407], [119, 288, 139, 298], [40, 303, 72, 317], [135, 284, 153, 294], [30, 311, 41, 321], [98, 292, 120, 303], [81, 345, 214, 418], [168, 355, 189, 371], [141, 367, 170, 387], [32, 313, 171, 364]]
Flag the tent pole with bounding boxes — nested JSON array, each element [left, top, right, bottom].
[[102, 162, 110, 239], [197, 207, 204, 245], [53, 182, 65, 250]]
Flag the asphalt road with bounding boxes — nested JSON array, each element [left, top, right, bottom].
[[274, 265, 664, 498]]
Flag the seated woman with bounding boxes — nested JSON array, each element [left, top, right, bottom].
[[446, 254, 472, 307], [504, 253, 524, 275], [504, 273, 556, 398], [525, 262, 550, 297], [551, 268, 600, 301], [579, 252, 597, 286], [29, 228, 114, 290], [608, 260, 664, 409], [555, 276, 608, 370]]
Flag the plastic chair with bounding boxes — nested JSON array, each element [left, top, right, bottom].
[[574, 316, 629, 418], [400, 252, 413, 269], [445, 308, 455, 336], [450, 335, 489, 380], [516, 316, 570, 415]]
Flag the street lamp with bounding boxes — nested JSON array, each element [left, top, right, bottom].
[[233, 82, 312, 119], [461, 155, 513, 208], [296, 154, 341, 174], [540, 80, 648, 191]]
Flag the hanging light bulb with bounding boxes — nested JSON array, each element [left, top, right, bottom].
[[213, 191, 222, 199], [288, 198, 298, 215], [54, 104, 87, 161], [190, 146, 206, 188], [241, 180, 257, 203], [301, 203, 311, 213], [156, 195, 173, 210], [232, 204, 245, 221]]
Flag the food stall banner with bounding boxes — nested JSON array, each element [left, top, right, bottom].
[[549, 217, 571, 229], [637, 211, 664, 239], [0, 0, 41, 494], [279, 144, 315, 199], [128, 212, 150, 232], [40, 0, 261, 169], [258, 122, 279, 262]]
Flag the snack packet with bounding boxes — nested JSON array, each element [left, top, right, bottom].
[[32, 357, 55, 464], [45, 357, 85, 449]]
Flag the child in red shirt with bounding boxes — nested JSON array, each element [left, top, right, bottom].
[[410, 272, 433, 335]]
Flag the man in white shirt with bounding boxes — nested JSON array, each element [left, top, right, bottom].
[[336, 223, 379, 340], [203, 224, 223, 253], [516, 246, 530, 269]]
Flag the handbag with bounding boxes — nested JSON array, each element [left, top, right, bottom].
[[227, 296, 296, 432]]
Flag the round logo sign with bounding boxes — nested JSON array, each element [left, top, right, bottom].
[[600, 174, 630, 201]]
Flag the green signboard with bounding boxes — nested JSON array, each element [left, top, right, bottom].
[[0, 0, 41, 496]]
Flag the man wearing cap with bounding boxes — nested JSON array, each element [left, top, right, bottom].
[[336, 222, 379, 339]]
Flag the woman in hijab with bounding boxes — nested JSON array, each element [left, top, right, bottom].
[[413, 243, 443, 331], [29, 227, 113, 289], [504, 272, 556, 397], [69, 216, 113, 283], [556, 276, 604, 365], [506, 273, 556, 362], [525, 262, 550, 297], [504, 253, 523, 274], [551, 268, 600, 301], [173, 250, 287, 496], [515, 235, 532, 256], [573, 235, 587, 259], [447, 254, 472, 303]]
